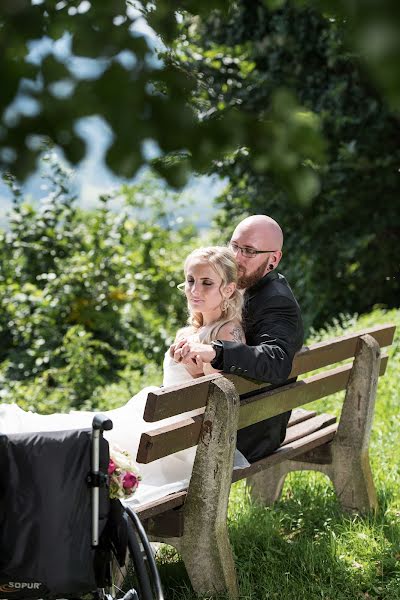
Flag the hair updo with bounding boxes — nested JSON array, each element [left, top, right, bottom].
[[181, 246, 244, 344]]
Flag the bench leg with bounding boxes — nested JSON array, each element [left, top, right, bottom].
[[247, 334, 380, 515], [179, 378, 240, 598], [329, 334, 380, 513], [246, 463, 289, 505], [179, 526, 238, 599], [330, 447, 377, 513]]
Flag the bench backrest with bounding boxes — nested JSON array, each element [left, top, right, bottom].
[[136, 324, 395, 464]]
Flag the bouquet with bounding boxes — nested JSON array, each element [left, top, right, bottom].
[[108, 444, 141, 499]]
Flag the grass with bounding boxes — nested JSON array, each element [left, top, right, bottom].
[[155, 308, 400, 599]]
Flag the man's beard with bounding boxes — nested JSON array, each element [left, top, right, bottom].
[[237, 258, 270, 290]]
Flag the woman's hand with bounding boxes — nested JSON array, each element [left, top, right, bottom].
[[169, 339, 205, 377], [169, 338, 187, 362], [182, 354, 205, 378]]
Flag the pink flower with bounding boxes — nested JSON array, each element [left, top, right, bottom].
[[123, 471, 138, 489], [108, 444, 141, 499]]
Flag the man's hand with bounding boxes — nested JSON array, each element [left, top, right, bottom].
[[179, 341, 216, 364]]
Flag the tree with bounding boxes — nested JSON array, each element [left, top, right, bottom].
[[0, 0, 326, 203], [174, 2, 400, 330], [2, 1, 399, 204]]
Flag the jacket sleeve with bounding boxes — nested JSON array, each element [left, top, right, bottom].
[[219, 295, 303, 384]]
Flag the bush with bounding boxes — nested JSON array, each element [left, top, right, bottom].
[[0, 155, 201, 412]]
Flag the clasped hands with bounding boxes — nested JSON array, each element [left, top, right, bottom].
[[169, 338, 217, 377]]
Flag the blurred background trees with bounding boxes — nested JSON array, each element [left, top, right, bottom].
[[172, 1, 400, 331], [1, 0, 399, 201], [0, 0, 325, 203]]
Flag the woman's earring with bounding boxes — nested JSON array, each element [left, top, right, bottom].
[[222, 298, 229, 312]]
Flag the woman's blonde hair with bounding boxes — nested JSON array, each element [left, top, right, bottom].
[[180, 246, 244, 344]]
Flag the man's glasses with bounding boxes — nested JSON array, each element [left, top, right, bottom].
[[229, 242, 277, 259]]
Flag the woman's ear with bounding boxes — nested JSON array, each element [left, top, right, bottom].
[[224, 283, 236, 298]]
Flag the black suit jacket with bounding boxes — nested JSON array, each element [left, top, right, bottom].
[[214, 270, 304, 462]]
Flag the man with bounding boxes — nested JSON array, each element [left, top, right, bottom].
[[174, 214, 304, 463]]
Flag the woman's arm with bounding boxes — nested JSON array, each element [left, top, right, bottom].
[[203, 321, 245, 375], [217, 321, 246, 344]]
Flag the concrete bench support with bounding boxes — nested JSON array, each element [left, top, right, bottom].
[[159, 378, 240, 598], [247, 334, 381, 513]]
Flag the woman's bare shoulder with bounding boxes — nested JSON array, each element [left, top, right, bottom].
[[216, 320, 245, 343]]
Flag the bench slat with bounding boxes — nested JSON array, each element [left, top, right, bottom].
[[137, 407, 318, 464], [136, 490, 187, 520], [232, 423, 338, 482], [227, 324, 395, 395], [136, 355, 387, 464], [143, 373, 221, 423], [137, 422, 339, 521], [136, 410, 203, 463], [143, 324, 395, 421], [282, 412, 336, 446], [238, 353, 387, 430], [287, 408, 317, 427]]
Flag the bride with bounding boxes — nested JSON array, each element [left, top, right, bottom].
[[0, 246, 249, 507]]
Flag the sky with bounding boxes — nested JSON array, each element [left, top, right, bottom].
[[0, 115, 225, 230]]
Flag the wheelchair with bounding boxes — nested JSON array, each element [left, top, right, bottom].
[[0, 414, 164, 600]]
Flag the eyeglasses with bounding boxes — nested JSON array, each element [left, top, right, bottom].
[[229, 242, 277, 259]]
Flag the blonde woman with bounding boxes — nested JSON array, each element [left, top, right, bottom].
[[164, 245, 245, 384], [0, 246, 249, 506]]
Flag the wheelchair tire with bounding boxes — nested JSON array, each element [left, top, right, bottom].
[[97, 507, 163, 600], [125, 507, 164, 600], [125, 513, 153, 600]]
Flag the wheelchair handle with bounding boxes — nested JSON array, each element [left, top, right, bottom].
[[91, 414, 113, 546], [92, 414, 113, 432]]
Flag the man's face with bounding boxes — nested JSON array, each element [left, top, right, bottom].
[[230, 226, 274, 290], [236, 255, 271, 289]]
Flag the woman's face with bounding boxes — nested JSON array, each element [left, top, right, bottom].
[[184, 258, 232, 321]]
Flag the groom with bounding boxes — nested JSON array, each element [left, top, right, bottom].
[[175, 214, 304, 463]]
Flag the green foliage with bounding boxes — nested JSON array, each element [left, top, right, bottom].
[[179, 3, 399, 331], [303, 0, 400, 111], [171, 10, 326, 204], [2, 1, 399, 204], [0, 154, 200, 412], [0, 0, 322, 200]]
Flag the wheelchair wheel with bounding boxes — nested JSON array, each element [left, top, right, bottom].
[[98, 507, 164, 600]]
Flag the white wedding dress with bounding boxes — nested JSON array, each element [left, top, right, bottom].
[[0, 351, 249, 508]]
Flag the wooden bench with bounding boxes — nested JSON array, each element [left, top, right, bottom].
[[134, 324, 396, 598]]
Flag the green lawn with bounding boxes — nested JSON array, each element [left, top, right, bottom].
[[156, 308, 400, 599]]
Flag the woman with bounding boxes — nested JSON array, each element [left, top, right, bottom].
[[0, 246, 249, 506], [164, 245, 245, 383]]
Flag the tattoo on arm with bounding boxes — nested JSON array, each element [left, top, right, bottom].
[[231, 326, 245, 343]]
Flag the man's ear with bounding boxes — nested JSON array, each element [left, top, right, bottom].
[[271, 250, 283, 267]]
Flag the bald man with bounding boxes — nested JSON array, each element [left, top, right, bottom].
[[175, 214, 304, 463]]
